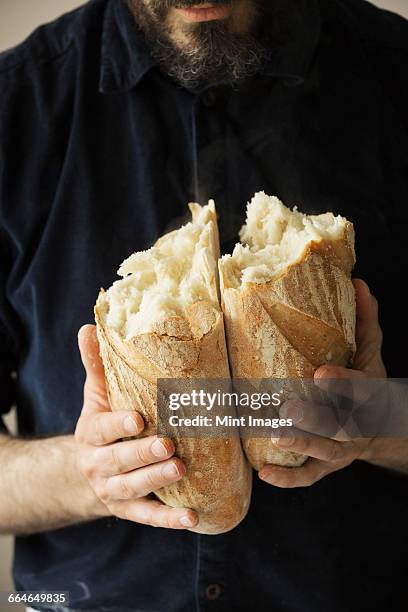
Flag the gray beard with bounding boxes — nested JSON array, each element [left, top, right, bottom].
[[125, 0, 273, 89]]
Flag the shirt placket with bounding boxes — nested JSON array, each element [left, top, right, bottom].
[[190, 83, 236, 612]]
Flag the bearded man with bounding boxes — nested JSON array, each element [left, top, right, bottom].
[[0, 1, 408, 611]]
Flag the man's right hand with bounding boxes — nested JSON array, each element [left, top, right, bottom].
[[75, 325, 198, 530]]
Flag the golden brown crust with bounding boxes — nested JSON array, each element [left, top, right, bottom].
[[95, 297, 252, 534], [219, 234, 356, 470]]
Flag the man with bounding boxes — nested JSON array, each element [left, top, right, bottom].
[[0, 0, 407, 610]]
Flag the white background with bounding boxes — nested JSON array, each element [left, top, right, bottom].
[[0, 0, 407, 606], [1, 0, 408, 52]]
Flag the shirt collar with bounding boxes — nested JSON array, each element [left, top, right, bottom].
[[260, 0, 321, 85], [99, 0, 321, 94], [99, 0, 156, 94]]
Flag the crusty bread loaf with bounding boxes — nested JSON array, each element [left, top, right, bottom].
[[95, 202, 252, 534], [219, 192, 356, 469]]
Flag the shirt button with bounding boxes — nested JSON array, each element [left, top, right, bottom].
[[201, 89, 217, 107], [205, 584, 222, 600]]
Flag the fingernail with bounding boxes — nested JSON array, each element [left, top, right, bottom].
[[274, 433, 294, 447], [359, 279, 371, 297], [280, 401, 303, 424], [180, 514, 195, 527], [151, 439, 170, 458], [259, 466, 285, 481], [259, 469, 274, 481], [314, 375, 330, 389], [162, 462, 181, 479], [123, 416, 138, 433]]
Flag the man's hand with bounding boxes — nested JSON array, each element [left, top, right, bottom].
[[258, 279, 405, 488], [75, 325, 198, 529]]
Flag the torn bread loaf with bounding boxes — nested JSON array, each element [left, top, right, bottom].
[[95, 201, 252, 535], [219, 192, 356, 469]]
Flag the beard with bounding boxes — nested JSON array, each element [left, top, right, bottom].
[[125, 0, 273, 89]]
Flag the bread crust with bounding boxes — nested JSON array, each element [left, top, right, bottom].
[[219, 234, 356, 470], [95, 299, 251, 534], [94, 201, 252, 535]]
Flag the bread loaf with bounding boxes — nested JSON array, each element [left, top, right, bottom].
[[95, 202, 252, 534], [218, 192, 356, 469]]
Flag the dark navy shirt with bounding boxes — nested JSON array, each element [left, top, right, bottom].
[[1, 0, 408, 610]]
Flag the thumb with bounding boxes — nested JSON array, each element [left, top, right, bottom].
[[78, 324, 109, 411], [352, 279, 384, 374]]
